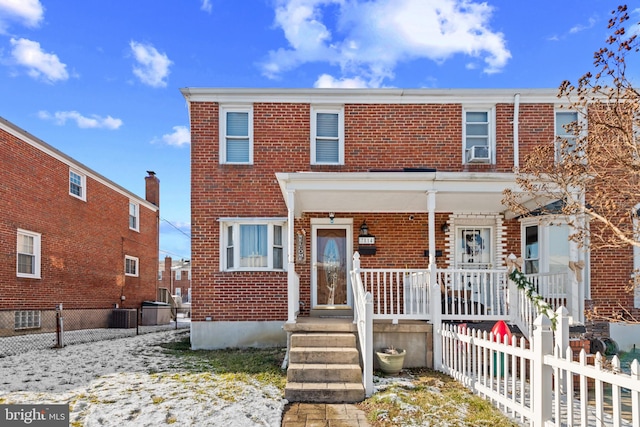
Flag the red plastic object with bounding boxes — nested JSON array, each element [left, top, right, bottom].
[[491, 320, 513, 344]]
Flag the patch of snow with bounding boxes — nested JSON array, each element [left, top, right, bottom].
[[0, 330, 285, 426]]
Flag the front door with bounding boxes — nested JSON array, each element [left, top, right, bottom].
[[312, 223, 352, 307]]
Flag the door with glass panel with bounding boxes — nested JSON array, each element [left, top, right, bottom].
[[312, 225, 351, 308]]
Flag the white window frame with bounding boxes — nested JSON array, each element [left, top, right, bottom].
[[175, 270, 182, 280], [219, 104, 253, 164], [554, 109, 586, 163], [17, 229, 41, 279], [311, 106, 344, 165], [125, 255, 139, 277], [69, 169, 86, 201], [129, 201, 140, 232], [462, 107, 495, 164], [219, 218, 287, 272]]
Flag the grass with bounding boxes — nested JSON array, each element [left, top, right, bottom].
[[160, 336, 520, 426]]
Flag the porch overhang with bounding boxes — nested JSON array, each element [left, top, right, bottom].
[[276, 171, 528, 217]]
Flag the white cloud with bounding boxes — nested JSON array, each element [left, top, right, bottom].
[[129, 41, 172, 88], [9, 38, 68, 83], [38, 110, 123, 129], [314, 74, 369, 88], [262, 0, 511, 86], [0, 0, 44, 32], [201, 0, 212, 13], [569, 17, 597, 34], [154, 125, 191, 147]]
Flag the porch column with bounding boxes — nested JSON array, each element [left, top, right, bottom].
[[427, 191, 442, 371], [286, 190, 299, 323], [568, 191, 585, 324]]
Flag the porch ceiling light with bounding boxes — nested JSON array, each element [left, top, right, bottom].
[[329, 212, 335, 223]]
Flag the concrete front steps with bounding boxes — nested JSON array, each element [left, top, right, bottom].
[[284, 320, 365, 403]]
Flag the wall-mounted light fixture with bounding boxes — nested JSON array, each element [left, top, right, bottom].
[[358, 220, 376, 255], [441, 223, 450, 233], [359, 220, 369, 236], [329, 212, 335, 224]]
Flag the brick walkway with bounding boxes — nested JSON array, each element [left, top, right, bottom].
[[282, 402, 371, 427]]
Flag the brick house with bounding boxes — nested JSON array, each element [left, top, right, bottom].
[[182, 88, 638, 353], [158, 257, 191, 302], [0, 117, 160, 320]]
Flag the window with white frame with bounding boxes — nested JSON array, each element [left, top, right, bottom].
[[220, 105, 253, 164], [129, 202, 139, 231], [463, 108, 494, 164], [17, 229, 41, 279], [555, 111, 579, 163], [125, 255, 139, 277], [158, 270, 163, 281], [69, 169, 86, 200], [221, 219, 286, 271], [311, 106, 344, 165], [175, 270, 181, 280]]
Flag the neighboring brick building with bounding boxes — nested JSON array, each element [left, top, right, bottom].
[[182, 88, 636, 349], [158, 257, 191, 302], [0, 117, 160, 317]]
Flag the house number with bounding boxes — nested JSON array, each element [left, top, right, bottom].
[[358, 236, 375, 245]]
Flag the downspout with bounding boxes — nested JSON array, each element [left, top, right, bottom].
[[513, 93, 520, 169]]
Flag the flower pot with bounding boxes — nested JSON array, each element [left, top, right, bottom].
[[375, 348, 406, 375]]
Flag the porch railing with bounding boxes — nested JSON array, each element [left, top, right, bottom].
[[359, 267, 511, 323], [350, 253, 374, 397]]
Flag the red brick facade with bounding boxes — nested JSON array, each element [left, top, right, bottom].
[[0, 118, 159, 310], [186, 89, 637, 329]]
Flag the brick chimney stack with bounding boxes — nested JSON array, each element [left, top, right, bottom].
[[145, 171, 160, 206]]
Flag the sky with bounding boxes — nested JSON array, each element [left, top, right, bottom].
[[1, 0, 638, 261]]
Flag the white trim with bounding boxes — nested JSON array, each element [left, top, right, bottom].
[[16, 229, 41, 279], [462, 106, 495, 164], [310, 105, 344, 165], [181, 87, 564, 105], [219, 104, 253, 164], [129, 201, 140, 232], [219, 218, 288, 272], [310, 218, 353, 308], [0, 119, 158, 212], [69, 168, 86, 201], [125, 255, 139, 277]]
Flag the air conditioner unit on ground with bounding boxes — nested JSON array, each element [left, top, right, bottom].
[[466, 145, 490, 163]]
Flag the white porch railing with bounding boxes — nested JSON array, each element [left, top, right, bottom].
[[358, 267, 511, 323], [350, 253, 374, 397], [440, 307, 640, 427], [526, 271, 569, 312]]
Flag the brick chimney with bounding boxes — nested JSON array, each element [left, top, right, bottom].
[[145, 171, 160, 206]]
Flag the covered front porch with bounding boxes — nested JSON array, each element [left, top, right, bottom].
[[276, 170, 584, 328]]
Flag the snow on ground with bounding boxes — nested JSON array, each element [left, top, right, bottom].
[[0, 329, 285, 426]]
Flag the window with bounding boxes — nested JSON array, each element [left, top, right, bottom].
[[455, 227, 492, 268], [555, 111, 579, 162], [158, 270, 163, 281], [15, 310, 41, 330], [175, 270, 181, 280], [17, 229, 41, 279], [129, 202, 139, 231], [463, 109, 494, 164], [220, 105, 253, 164], [221, 219, 287, 271], [311, 107, 344, 165], [69, 169, 86, 200], [125, 255, 139, 277]]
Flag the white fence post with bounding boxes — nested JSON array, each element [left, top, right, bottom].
[[532, 314, 553, 427], [364, 291, 373, 396], [555, 306, 569, 395]]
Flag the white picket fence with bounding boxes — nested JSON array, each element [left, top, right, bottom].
[[440, 308, 640, 427]]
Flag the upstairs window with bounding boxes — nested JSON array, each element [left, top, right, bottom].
[[463, 109, 494, 164], [311, 107, 344, 165], [17, 229, 41, 279], [555, 111, 579, 163], [69, 169, 86, 200], [129, 202, 139, 231], [221, 219, 287, 271], [220, 106, 253, 164], [125, 255, 139, 277]]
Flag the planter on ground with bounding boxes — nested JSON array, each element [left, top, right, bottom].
[[375, 348, 406, 375]]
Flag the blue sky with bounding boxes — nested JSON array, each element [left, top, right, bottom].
[[1, 0, 637, 261]]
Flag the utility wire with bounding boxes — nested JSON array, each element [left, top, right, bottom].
[[161, 217, 191, 239]]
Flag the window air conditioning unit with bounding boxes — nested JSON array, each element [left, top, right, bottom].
[[466, 145, 490, 163]]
